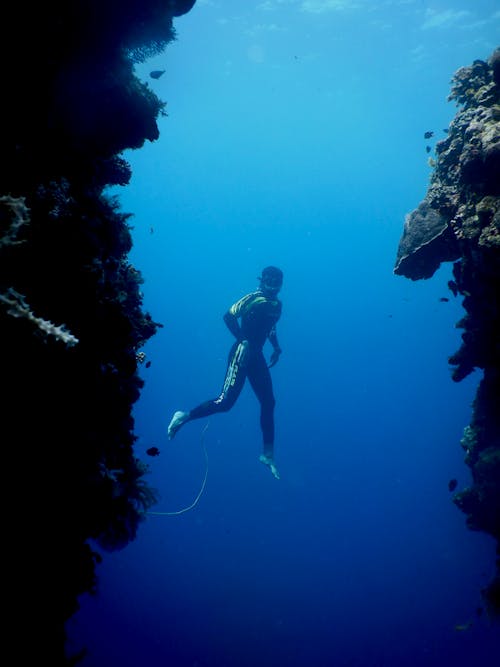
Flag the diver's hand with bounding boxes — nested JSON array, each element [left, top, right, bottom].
[[268, 348, 281, 368]]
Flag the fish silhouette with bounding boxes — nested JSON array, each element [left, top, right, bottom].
[[454, 622, 472, 632], [150, 70, 165, 79]]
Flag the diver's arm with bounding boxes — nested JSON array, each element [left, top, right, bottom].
[[268, 325, 282, 368], [268, 325, 281, 353], [223, 310, 243, 341]]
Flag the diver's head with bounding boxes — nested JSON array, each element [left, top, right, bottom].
[[259, 266, 283, 296]]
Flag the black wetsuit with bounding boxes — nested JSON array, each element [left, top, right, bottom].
[[188, 290, 282, 451]]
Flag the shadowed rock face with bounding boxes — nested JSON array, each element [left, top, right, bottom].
[[1, 1, 197, 664], [394, 202, 459, 279], [169, 0, 197, 16], [395, 48, 500, 616]]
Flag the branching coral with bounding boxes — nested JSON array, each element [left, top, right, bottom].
[[0, 287, 79, 346], [0, 195, 29, 247]]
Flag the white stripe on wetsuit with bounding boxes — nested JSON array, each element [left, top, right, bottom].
[[214, 341, 247, 404]]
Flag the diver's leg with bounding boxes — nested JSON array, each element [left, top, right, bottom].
[[168, 341, 248, 439], [247, 355, 279, 479]]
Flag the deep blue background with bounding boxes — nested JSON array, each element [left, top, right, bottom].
[[67, 2, 500, 665]]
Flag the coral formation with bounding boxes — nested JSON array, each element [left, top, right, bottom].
[[1, 1, 197, 664], [394, 48, 500, 616], [0, 287, 79, 346]]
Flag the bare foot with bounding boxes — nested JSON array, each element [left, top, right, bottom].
[[168, 411, 188, 439], [259, 454, 280, 479]]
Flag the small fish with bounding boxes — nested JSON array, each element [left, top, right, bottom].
[[448, 280, 458, 296], [454, 622, 472, 632], [146, 446, 160, 457], [145, 360, 151, 368], [448, 478, 458, 492], [424, 130, 434, 139], [426, 145, 431, 153], [439, 297, 449, 302], [443, 128, 449, 134], [150, 70, 165, 79]]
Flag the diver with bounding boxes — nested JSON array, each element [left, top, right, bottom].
[[168, 266, 284, 480]]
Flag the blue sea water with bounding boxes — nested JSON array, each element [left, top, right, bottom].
[[66, 1, 500, 665]]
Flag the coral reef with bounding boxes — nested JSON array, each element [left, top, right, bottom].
[[394, 48, 500, 615], [1, 1, 197, 664]]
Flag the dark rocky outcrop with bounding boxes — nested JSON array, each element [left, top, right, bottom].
[[1, 2, 197, 664], [395, 48, 500, 615]]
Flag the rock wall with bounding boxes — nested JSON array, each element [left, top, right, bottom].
[[395, 48, 500, 615], [0, 2, 196, 664]]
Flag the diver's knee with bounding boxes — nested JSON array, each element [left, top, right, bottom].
[[214, 399, 234, 413]]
